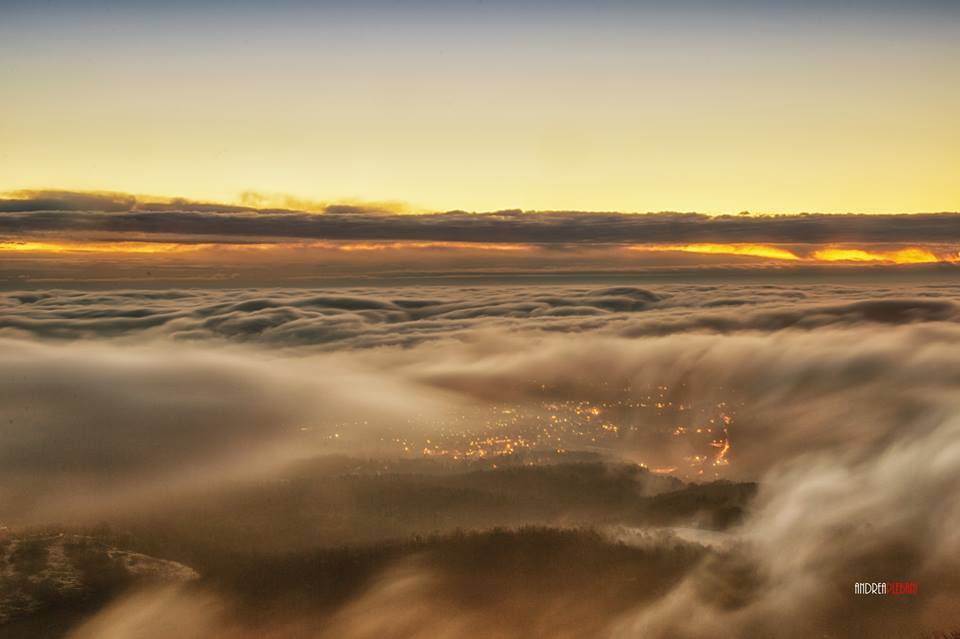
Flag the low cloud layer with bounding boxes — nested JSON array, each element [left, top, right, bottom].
[[0, 337, 457, 523], [5, 282, 960, 637], [1, 284, 958, 348]]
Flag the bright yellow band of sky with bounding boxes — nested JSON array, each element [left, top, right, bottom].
[[2, 6, 958, 214]]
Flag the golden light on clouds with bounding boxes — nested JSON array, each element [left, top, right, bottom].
[[312, 241, 531, 252], [810, 247, 940, 264], [629, 243, 802, 261], [0, 239, 533, 255], [2, 239, 955, 267], [0, 241, 205, 254], [628, 243, 957, 264]]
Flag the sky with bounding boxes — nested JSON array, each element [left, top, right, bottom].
[[2, 0, 959, 214]]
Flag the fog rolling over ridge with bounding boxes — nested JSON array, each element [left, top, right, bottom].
[[2, 283, 960, 638]]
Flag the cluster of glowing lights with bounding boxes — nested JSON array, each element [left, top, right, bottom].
[[325, 385, 740, 479]]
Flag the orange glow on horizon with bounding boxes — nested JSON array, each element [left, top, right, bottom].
[[0, 241, 206, 254], [629, 243, 802, 261], [630, 243, 956, 264], [313, 240, 530, 252], [810, 247, 940, 264], [0, 239, 954, 265], [0, 239, 533, 255]]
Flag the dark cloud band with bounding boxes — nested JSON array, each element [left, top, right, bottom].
[[2, 191, 959, 244]]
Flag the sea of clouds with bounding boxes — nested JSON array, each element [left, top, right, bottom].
[[4, 283, 960, 637]]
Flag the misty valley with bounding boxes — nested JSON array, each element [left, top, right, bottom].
[[2, 284, 960, 637]]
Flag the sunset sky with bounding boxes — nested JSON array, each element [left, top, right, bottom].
[[2, 0, 958, 214], [6, 5, 960, 637]]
